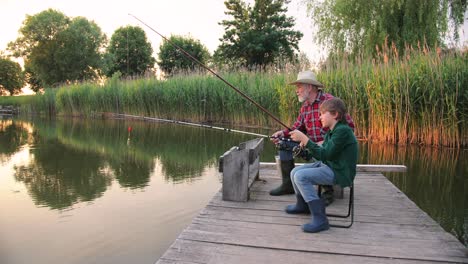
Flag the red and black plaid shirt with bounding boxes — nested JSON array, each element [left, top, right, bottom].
[[283, 91, 355, 142]]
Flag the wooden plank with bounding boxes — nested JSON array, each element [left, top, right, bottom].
[[159, 239, 443, 264], [177, 232, 467, 264], [156, 168, 468, 264], [198, 206, 439, 227], [180, 222, 467, 263], [207, 200, 437, 221], [356, 164, 407, 172], [247, 156, 260, 188], [189, 217, 456, 243], [247, 138, 263, 187], [238, 138, 263, 164], [221, 148, 249, 202], [221, 138, 264, 201], [218, 146, 237, 173], [210, 174, 430, 217], [260, 163, 407, 172]]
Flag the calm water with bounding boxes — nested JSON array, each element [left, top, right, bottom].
[[0, 117, 466, 264]]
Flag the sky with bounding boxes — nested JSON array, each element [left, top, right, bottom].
[[1, 0, 467, 66], [0, 0, 325, 63]]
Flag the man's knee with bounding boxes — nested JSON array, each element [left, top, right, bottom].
[[278, 150, 294, 161]]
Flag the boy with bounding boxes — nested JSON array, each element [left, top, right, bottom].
[[287, 97, 358, 233]]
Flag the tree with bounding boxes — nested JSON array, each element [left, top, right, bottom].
[[157, 35, 210, 75], [105, 26, 156, 77], [7, 9, 106, 87], [53, 17, 106, 82], [306, 0, 468, 56], [0, 57, 25, 96], [8, 9, 70, 58], [23, 63, 42, 93], [214, 0, 303, 68]]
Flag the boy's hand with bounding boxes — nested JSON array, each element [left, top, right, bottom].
[[290, 130, 309, 146]]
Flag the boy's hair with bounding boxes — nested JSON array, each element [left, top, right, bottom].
[[320, 97, 347, 122]]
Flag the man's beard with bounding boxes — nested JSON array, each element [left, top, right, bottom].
[[297, 90, 310, 103]]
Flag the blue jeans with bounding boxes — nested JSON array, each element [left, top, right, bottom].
[[290, 161, 335, 202]]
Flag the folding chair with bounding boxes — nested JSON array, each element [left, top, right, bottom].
[[318, 183, 354, 228]]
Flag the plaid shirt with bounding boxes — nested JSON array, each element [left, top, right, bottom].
[[283, 91, 355, 142]]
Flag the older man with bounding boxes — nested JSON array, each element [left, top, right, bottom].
[[270, 71, 355, 206]]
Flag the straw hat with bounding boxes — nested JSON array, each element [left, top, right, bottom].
[[289, 70, 324, 88]]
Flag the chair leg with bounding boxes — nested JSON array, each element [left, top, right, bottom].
[[324, 184, 354, 228]]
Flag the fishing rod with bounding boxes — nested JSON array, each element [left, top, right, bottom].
[[119, 113, 268, 137], [117, 113, 296, 142], [128, 14, 291, 131]]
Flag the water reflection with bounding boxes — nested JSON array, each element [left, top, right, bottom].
[[0, 120, 33, 164], [32, 118, 249, 185], [1, 118, 256, 210], [0, 118, 466, 247], [108, 157, 153, 189], [14, 138, 112, 209]]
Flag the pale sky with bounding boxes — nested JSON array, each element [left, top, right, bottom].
[[1, 0, 467, 66], [0, 0, 325, 64]]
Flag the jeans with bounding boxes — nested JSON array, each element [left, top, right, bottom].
[[290, 161, 335, 202]]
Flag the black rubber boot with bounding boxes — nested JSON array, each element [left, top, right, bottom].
[[321, 185, 334, 206], [269, 160, 295, 196]]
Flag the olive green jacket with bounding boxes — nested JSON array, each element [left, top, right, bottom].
[[304, 121, 358, 187]]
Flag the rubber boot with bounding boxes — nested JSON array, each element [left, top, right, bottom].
[[269, 160, 295, 196], [285, 194, 310, 214], [321, 185, 335, 206], [302, 199, 329, 233]]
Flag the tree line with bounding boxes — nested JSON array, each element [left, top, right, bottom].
[[0, 0, 466, 96]]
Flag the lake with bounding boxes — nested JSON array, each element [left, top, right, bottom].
[[0, 117, 466, 264]]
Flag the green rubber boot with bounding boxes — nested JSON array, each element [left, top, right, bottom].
[[269, 160, 295, 196]]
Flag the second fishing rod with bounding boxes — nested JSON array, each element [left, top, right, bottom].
[[119, 112, 304, 157], [128, 14, 292, 132]]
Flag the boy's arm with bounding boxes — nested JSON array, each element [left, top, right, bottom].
[[305, 126, 351, 161]]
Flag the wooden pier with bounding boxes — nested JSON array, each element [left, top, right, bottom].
[[0, 105, 18, 115], [156, 162, 467, 264]]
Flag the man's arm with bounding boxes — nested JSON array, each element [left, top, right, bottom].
[[283, 107, 305, 137], [345, 113, 355, 131]]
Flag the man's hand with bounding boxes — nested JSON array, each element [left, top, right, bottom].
[[270, 130, 284, 144]]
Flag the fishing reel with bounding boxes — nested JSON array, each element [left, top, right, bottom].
[[275, 139, 297, 151], [292, 145, 312, 161], [273, 136, 301, 151]]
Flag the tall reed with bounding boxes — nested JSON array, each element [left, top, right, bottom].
[[16, 47, 467, 147], [320, 45, 466, 148]]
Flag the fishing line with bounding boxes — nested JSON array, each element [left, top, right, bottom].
[[117, 113, 296, 142], [128, 14, 291, 131]]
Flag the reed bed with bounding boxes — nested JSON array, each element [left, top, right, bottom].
[[32, 71, 288, 128], [321, 46, 467, 148], [21, 47, 467, 148]]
